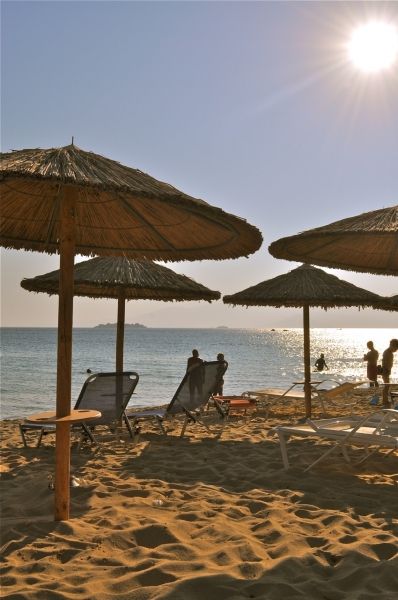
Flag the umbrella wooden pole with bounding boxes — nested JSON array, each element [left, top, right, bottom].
[[303, 304, 312, 418], [116, 293, 126, 429], [116, 292, 125, 373], [55, 186, 76, 521]]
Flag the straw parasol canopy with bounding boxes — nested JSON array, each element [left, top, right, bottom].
[[21, 256, 221, 301], [21, 256, 220, 372], [223, 264, 387, 417], [0, 144, 262, 260], [0, 143, 262, 522], [269, 205, 398, 276]]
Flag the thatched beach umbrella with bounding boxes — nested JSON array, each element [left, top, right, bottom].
[[223, 264, 386, 417], [269, 205, 398, 276], [1, 143, 262, 520], [21, 256, 221, 372]]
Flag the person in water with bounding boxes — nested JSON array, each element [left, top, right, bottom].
[[363, 341, 379, 387], [314, 353, 328, 372]]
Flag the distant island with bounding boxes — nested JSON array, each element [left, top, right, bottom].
[[216, 326, 229, 329], [94, 322, 147, 329]]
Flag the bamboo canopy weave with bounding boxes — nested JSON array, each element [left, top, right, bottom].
[[269, 205, 398, 276], [379, 295, 398, 311], [0, 144, 263, 260], [389, 295, 398, 308], [223, 264, 386, 309], [223, 264, 387, 418], [21, 257, 220, 302]]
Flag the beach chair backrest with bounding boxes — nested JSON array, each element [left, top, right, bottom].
[[167, 361, 228, 416], [323, 382, 358, 399], [75, 371, 139, 425]]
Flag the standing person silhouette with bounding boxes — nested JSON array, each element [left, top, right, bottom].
[[381, 339, 398, 407], [214, 353, 225, 396], [187, 349, 203, 372], [363, 341, 379, 387], [186, 349, 204, 403]]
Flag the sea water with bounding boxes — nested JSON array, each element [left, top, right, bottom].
[[1, 327, 397, 419]]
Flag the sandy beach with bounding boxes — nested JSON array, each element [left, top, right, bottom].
[[1, 401, 397, 600]]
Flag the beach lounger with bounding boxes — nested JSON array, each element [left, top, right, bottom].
[[19, 371, 139, 448], [244, 380, 366, 416], [312, 381, 368, 414], [269, 409, 398, 471], [212, 395, 258, 416], [125, 360, 228, 439]]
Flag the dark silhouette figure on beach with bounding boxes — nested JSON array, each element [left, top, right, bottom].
[[363, 341, 379, 387], [381, 338, 398, 407], [186, 349, 204, 403], [214, 352, 225, 396], [314, 353, 328, 372]]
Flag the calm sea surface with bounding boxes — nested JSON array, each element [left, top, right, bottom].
[[1, 327, 397, 419]]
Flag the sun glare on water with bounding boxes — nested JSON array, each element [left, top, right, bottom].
[[348, 21, 398, 73]]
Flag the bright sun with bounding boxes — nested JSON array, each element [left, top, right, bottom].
[[348, 21, 398, 73]]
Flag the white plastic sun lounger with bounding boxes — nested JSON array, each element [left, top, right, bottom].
[[244, 380, 367, 417], [268, 409, 398, 471]]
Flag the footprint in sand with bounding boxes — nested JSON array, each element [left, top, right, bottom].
[[371, 542, 397, 560], [133, 524, 178, 548]]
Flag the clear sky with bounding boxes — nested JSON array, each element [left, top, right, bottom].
[[1, 0, 397, 328]]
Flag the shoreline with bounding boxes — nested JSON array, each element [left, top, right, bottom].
[[2, 326, 397, 329]]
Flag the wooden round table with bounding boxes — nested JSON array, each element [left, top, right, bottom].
[[27, 409, 101, 424], [27, 410, 102, 496]]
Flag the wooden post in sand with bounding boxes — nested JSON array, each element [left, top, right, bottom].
[[303, 304, 312, 418], [115, 292, 126, 428], [55, 186, 76, 521], [116, 291, 125, 373]]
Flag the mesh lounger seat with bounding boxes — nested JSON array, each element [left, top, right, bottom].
[[19, 371, 139, 448], [268, 409, 398, 471], [125, 360, 228, 439]]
